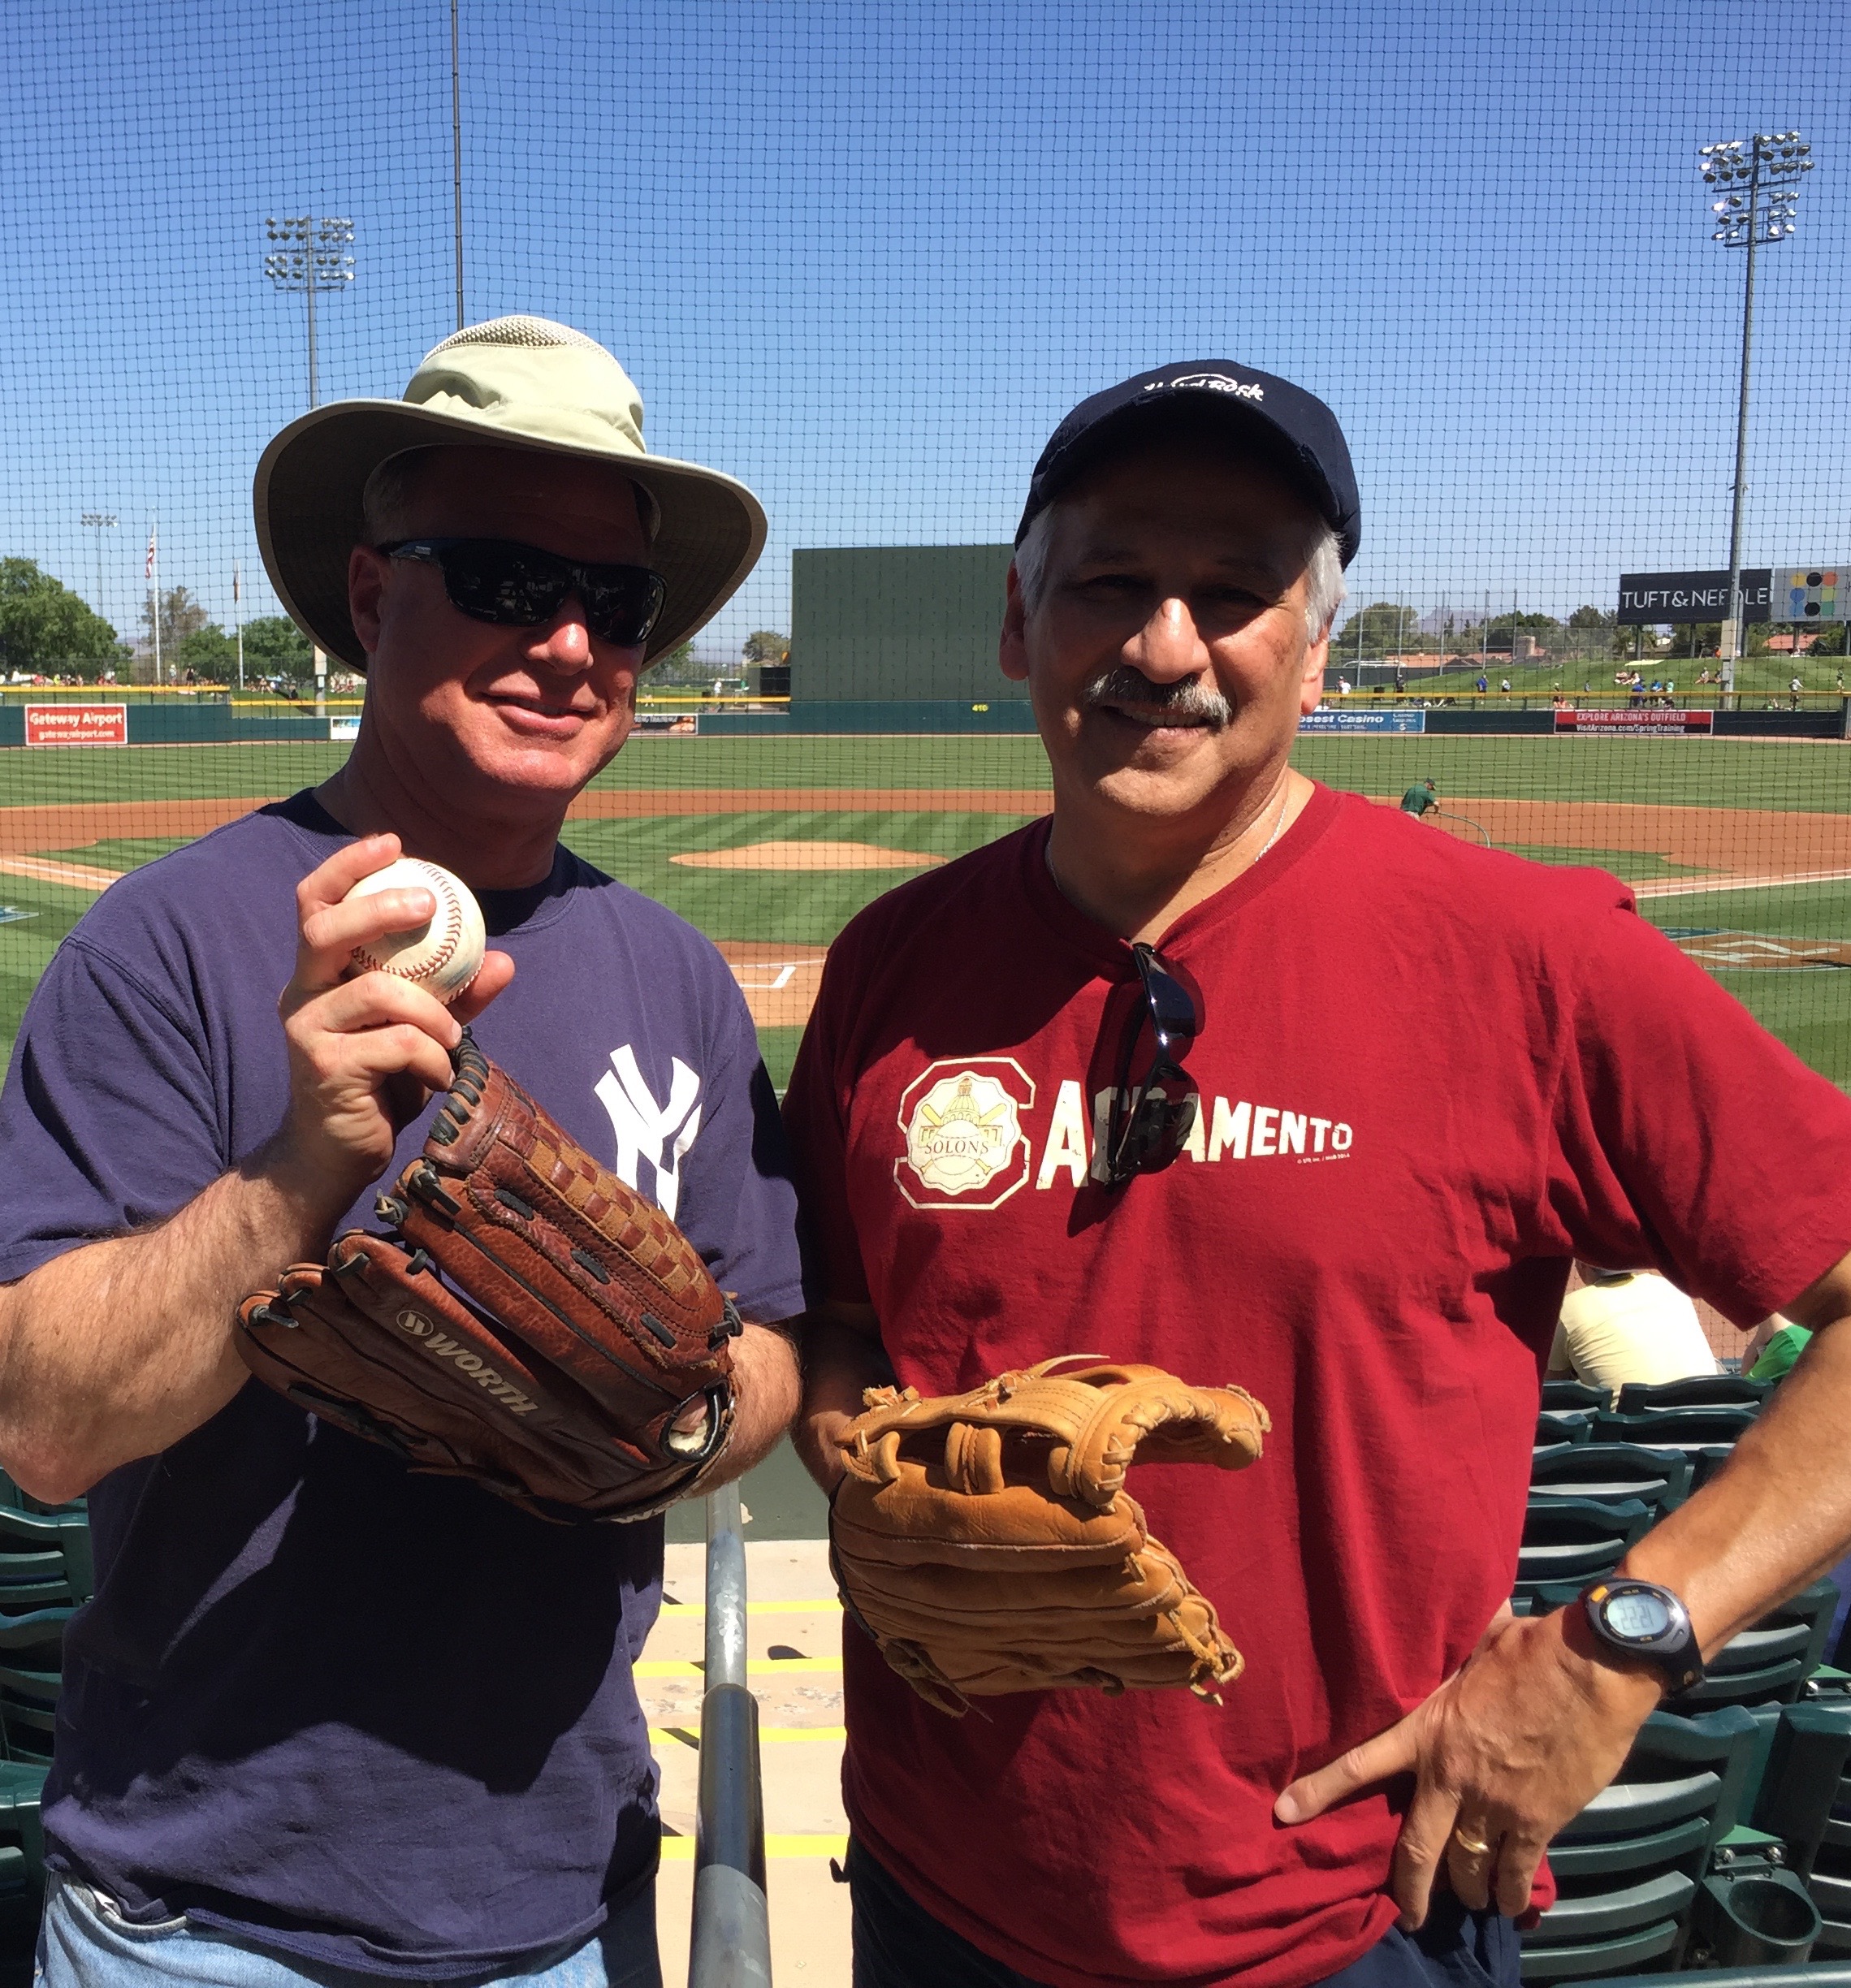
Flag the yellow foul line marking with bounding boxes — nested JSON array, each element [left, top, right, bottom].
[[651, 1726, 846, 1748], [635, 1656, 841, 1678], [660, 1834, 847, 1862], [660, 1599, 842, 1615]]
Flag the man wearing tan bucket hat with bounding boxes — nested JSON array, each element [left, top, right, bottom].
[[0, 317, 805, 1988]]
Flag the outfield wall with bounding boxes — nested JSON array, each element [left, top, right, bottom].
[[703, 703, 1848, 740], [2, 699, 1844, 748], [0, 702, 342, 746]]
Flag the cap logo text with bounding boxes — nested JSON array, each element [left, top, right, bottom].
[[1151, 373, 1264, 401]]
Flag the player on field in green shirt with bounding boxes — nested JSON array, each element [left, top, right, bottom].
[[1400, 778, 1438, 819]]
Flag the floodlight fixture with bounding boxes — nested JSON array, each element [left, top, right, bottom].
[[262, 213, 357, 409], [80, 510, 118, 620], [1695, 129, 1820, 674]]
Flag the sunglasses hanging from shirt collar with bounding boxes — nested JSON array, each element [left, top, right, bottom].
[[1098, 943, 1201, 1188]]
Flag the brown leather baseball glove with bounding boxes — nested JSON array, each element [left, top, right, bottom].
[[237, 1032, 742, 1522], [830, 1357, 1269, 1715]]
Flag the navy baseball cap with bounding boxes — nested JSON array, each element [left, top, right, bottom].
[[1015, 361, 1360, 566]]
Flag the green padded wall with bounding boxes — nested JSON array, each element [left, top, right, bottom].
[[790, 545, 1019, 704]]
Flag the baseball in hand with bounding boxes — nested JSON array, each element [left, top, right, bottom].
[[344, 858, 486, 1005]]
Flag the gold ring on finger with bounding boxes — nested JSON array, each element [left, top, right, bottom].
[[1451, 1827, 1493, 1858]]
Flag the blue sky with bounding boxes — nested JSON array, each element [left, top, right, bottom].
[[2, 0, 1846, 659]]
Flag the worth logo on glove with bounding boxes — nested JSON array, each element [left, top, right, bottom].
[[393, 1308, 542, 1415], [236, 1032, 742, 1523]]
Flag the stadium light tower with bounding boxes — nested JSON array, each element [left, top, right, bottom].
[[263, 214, 357, 410], [1697, 130, 1814, 680], [80, 512, 117, 618]]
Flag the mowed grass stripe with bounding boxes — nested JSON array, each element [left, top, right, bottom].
[[5, 733, 1843, 811]]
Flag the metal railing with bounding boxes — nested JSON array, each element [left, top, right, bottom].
[[687, 1481, 772, 1987]]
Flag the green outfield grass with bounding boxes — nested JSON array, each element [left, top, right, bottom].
[[0, 873, 93, 1075], [558, 809, 1034, 945], [1294, 735, 1851, 811], [5, 730, 1846, 810], [6, 728, 1849, 1086], [0, 736, 1053, 807], [1336, 657, 1846, 702]]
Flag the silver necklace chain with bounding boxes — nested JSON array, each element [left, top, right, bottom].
[[1254, 780, 1293, 861], [1044, 781, 1295, 898]]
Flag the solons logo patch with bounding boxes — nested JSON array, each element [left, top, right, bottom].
[[895, 1058, 1035, 1212]]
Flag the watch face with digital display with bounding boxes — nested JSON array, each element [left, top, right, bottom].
[[1581, 1579, 1702, 1694], [1604, 1589, 1673, 1640]]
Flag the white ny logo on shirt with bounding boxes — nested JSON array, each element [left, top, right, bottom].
[[594, 1047, 703, 1219]]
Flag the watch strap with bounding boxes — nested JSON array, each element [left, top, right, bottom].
[[1580, 1579, 1705, 1697]]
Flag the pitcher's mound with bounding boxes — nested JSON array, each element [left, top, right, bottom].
[[672, 840, 945, 871]]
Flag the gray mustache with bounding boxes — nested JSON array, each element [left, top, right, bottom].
[[1082, 668, 1232, 730]]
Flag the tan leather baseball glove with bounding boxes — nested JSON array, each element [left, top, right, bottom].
[[236, 1032, 742, 1522], [830, 1357, 1269, 1715]]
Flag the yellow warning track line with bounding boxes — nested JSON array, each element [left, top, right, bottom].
[[660, 1834, 846, 1862], [651, 1726, 846, 1748], [660, 1598, 842, 1615], [635, 1656, 841, 1678]]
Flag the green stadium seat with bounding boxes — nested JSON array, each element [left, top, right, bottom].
[[1520, 1705, 1760, 1981], [1511, 1583, 1840, 1714], [1591, 1406, 1758, 1461], [1595, 1967, 1851, 1985], [1516, 1498, 1651, 1601], [0, 1606, 67, 1783], [0, 1508, 92, 1610], [1528, 1445, 1693, 1519], [1542, 1380, 1607, 1415], [1614, 1376, 1771, 1415], [1537, 1411, 1594, 1448]]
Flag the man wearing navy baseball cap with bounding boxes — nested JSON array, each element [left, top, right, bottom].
[[784, 361, 1851, 1987]]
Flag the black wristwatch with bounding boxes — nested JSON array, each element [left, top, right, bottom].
[[1579, 1578, 1705, 1697]]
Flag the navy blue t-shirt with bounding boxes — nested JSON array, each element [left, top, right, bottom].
[[0, 790, 805, 1977]]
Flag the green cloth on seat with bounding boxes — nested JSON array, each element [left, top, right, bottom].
[[1748, 1323, 1812, 1381]]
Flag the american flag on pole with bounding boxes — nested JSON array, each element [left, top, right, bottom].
[[232, 563, 241, 603], [145, 521, 157, 579]]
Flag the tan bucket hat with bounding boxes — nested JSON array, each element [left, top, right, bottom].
[[253, 315, 767, 669]]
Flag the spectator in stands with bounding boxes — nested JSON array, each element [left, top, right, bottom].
[[1745, 1312, 1812, 1382], [1546, 1265, 1719, 1402]]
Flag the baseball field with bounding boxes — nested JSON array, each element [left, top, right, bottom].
[[4, 730, 1850, 1092]]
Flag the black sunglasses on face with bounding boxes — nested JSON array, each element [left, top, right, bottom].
[[379, 538, 668, 649], [1100, 942, 1201, 1188]]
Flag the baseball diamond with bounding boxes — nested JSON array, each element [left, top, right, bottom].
[[4, 733, 1850, 1087]]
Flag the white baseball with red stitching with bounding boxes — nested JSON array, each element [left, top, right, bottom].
[[344, 858, 486, 1005]]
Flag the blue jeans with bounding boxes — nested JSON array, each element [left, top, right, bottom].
[[35, 1875, 662, 1988], [845, 1839, 1519, 1988]]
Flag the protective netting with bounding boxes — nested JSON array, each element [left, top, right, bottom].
[[4, 0, 1850, 1101]]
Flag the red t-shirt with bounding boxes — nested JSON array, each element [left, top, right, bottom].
[[782, 784, 1851, 1988]]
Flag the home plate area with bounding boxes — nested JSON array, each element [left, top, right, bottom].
[[1666, 929, 1851, 970], [713, 941, 831, 1029]]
